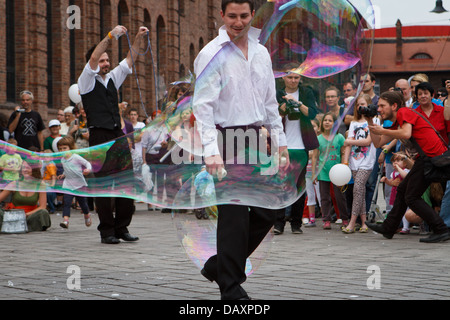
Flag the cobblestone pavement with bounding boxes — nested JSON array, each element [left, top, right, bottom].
[[1, 202, 449, 302]]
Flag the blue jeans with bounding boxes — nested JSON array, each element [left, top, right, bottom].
[[439, 180, 450, 228], [63, 194, 89, 217], [47, 192, 56, 213]]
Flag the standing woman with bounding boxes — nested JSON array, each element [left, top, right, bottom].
[[312, 112, 348, 229]]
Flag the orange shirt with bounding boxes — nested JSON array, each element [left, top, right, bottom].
[[42, 162, 57, 181]]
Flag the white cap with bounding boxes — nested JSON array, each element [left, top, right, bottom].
[[49, 119, 61, 127], [64, 106, 74, 114]]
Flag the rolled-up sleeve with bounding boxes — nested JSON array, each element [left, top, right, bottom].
[[109, 59, 133, 90], [193, 51, 221, 158], [78, 62, 99, 95]]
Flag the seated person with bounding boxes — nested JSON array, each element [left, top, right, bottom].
[[0, 160, 51, 232]]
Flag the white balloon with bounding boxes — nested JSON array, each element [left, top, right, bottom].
[[52, 137, 63, 153], [329, 164, 352, 186], [68, 84, 81, 104]]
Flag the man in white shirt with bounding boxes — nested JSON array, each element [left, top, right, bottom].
[[274, 72, 319, 234], [77, 25, 148, 244], [193, 0, 288, 300]]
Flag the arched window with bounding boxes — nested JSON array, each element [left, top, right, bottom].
[[118, 0, 129, 62], [100, 0, 112, 41], [157, 15, 167, 97], [46, 0, 54, 108], [117, 0, 129, 102], [411, 53, 433, 60], [144, 9, 155, 113], [6, 0, 16, 102], [179, 0, 185, 16]]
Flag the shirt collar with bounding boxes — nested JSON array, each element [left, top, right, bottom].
[[218, 25, 262, 46]]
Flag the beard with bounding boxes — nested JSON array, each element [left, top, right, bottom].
[[99, 66, 110, 76]]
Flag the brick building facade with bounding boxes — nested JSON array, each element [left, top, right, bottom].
[[0, 0, 265, 124]]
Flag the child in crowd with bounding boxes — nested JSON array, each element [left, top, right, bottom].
[[311, 112, 348, 229], [0, 138, 23, 183], [381, 151, 410, 233], [43, 119, 61, 151], [341, 94, 379, 233], [304, 118, 321, 227], [56, 136, 92, 229], [41, 149, 58, 214]]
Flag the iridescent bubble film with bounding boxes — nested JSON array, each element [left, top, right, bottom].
[[1, 0, 374, 276]]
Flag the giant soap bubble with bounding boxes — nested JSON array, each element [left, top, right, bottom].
[[0, 0, 375, 276]]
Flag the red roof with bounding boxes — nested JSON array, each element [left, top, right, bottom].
[[372, 25, 450, 38]]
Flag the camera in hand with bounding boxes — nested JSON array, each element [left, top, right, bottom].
[[358, 104, 378, 117], [284, 99, 302, 120]]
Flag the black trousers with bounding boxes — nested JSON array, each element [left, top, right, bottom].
[[203, 125, 278, 299], [275, 149, 308, 231], [204, 205, 276, 300], [383, 156, 448, 234], [89, 127, 135, 238]]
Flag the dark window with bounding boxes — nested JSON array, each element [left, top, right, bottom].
[[6, 0, 16, 102]]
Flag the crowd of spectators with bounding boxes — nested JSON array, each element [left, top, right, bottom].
[[0, 72, 449, 240]]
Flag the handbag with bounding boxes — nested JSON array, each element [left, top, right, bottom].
[[1, 209, 28, 234], [410, 109, 450, 181]]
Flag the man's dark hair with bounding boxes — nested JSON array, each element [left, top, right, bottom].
[[415, 82, 434, 97], [343, 81, 357, 90], [221, 0, 254, 13], [380, 91, 405, 110], [85, 45, 96, 63], [128, 107, 139, 114], [364, 72, 376, 82]]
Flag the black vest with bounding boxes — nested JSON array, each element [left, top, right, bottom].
[[81, 79, 120, 130]]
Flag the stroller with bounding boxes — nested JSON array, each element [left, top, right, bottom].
[[367, 162, 386, 224]]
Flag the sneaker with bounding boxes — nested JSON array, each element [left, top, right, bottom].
[[323, 221, 331, 229], [399, 228, 410, 234], [84, 214, 92, 227], [291, 227, 303, 234], [304, 221, 316, 227], [302, 218, 309, 224], [335, 219, 343, 224], [273, 227, 284, 235], [60, 220, 69, 229]]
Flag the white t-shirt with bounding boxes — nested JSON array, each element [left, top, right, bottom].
[[132, 121, 146, 157], [347, 118, 380, 171], [61, 153, 92, 190], [284, 90, 305, 150]]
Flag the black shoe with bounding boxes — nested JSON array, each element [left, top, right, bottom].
[[117, 233, 139, 242], [291, 227, 303, 234], [101, 236, 121, 244], [201, 268, 215, 282], [366, 222, 394, 239], [273, 227, 284, 235], [419, 232, 450, 243]]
